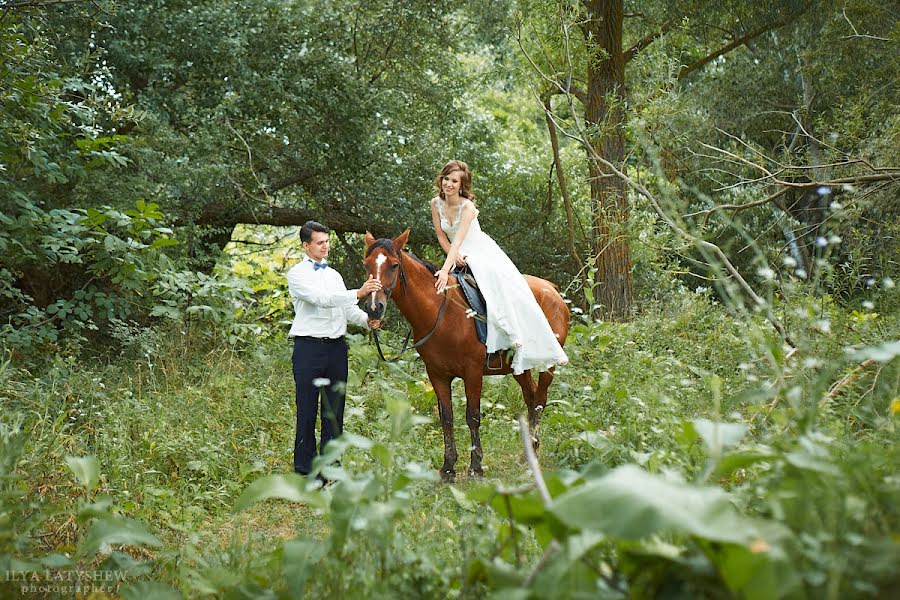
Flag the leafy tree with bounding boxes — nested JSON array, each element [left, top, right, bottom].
[[517, 0, 817, 319], [53, 0, 516, 266]]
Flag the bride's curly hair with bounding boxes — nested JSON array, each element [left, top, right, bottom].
[[434, 160, 476, 203]]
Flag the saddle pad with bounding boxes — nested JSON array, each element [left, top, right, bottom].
[[452, 266, 487, 345]]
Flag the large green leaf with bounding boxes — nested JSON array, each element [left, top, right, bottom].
[[689, 419, 748, 455], [282, 538, 327, 598], [714, 541, 802, 600], [64, 455, 100, 494], [78, 516, 162, 557], [712, 446, 779, 478], [549, 465, 773, 545], [232, 473, 326, 512], [531, 531, 607, 597]]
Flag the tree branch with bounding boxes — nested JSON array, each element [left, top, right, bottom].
[[841, 8, 890, 42], [677, 6, 810, 80], [1, 0, 89, 8], [196, 203, 398, 240], [562, 122, 797, 347], [543, 91, 584, 269], [625, 19, 677, 63], [828, 359, 877, 399]]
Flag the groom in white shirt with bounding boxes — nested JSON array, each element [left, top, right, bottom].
[[286, 220, 382, 478]]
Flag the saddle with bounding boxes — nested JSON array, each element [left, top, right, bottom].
[[451, 265, 487, 345]]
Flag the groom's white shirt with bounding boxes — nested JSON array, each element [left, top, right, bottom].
[[286, 257, 370, 339]]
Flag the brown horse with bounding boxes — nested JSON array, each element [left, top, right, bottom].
[[363, 229, 570, 481]]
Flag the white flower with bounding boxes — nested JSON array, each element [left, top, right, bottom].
[[757, 267, 775, 280], [816, 186, 832, 196], [815, 237, 828, 247], [862, 301, 875, 309], [783, 257, 797, 267]]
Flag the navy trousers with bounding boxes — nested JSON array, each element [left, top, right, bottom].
[[291, 336, 348, 475]]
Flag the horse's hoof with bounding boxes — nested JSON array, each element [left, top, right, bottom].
[[468, 467, 484, 478], [440, 469, 456, 482]]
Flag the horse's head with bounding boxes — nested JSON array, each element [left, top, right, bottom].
[[362, 228, 410, 319]]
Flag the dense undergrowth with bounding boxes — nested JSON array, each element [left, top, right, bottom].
[[1, 284, 897, 599]]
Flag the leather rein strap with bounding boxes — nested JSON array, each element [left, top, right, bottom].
[[371, 252, 450, 363]]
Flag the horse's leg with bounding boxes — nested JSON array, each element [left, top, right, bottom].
[[462, 374, 484, 477], [513, 370, 541, 451], [431, 373, 458, 481]]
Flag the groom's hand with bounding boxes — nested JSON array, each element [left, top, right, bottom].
[[367, 319, 382, 330], [357, 275, 382, 299]]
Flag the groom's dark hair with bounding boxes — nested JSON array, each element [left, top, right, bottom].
[[300, 220, 329, 243]]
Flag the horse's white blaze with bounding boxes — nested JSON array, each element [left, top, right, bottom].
[[373, 254, 387, 309]]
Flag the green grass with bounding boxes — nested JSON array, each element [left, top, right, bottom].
[[1, 291, 898, 598]]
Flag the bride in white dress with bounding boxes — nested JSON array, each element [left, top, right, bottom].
[[431, 160, 569, 375]]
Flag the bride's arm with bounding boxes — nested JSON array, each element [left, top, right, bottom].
[[435, 203, 477, 292]]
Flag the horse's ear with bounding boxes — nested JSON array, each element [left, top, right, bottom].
[[364, 231, 376, 248], [392, 228, 410, 252]]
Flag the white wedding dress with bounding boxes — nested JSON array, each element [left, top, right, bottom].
[[436, 198, 569, 375]]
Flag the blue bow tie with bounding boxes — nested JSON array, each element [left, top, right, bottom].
[[312, 260, 328, 271]]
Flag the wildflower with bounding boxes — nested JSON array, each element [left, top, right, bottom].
[[756, 267, 775, 280]]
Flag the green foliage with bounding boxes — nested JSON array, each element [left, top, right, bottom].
[[2, 282, 896, 597], [2, 1, 898, 598], [0, 197, 262, 355]]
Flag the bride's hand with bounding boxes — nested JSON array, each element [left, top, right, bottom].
[[434, 269, 449, 293], [455, 256, 467, 268]]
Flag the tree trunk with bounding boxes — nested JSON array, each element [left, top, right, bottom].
[[582, 0, 633, 320]]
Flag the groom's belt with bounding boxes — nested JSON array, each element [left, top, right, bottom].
[[293, 335, 344, 344]]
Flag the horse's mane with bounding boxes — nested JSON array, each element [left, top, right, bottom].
[[410, 253, 440, 274], [365, 238, 439, 274]]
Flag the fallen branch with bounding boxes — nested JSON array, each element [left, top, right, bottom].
[[518, 415, 559, 585], [518, 415, 551, 506], [828, 358, 877, 399]]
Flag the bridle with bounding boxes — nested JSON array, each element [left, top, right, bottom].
[[369, 249, 449, 363]]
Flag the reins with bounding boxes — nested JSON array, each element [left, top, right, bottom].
[[371, 251, 450, 363]]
